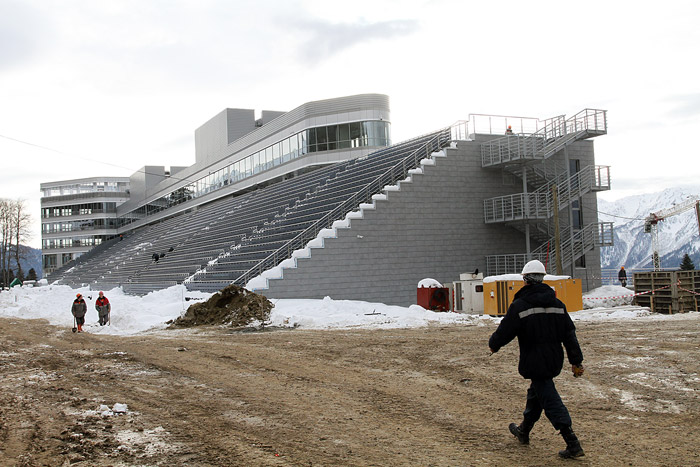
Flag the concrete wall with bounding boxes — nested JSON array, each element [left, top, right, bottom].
[[566, 139, 603, 291], [195, 109, 257, 166], [259, 140, 527, 306], [257, 137, 605, 306]]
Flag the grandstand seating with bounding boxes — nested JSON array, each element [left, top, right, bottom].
[[52, 128, 450, 294]]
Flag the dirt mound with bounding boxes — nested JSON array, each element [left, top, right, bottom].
[[169, 285, 272, 328]]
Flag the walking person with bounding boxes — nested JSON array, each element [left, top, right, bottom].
[[618, 266, 627, 287], [72, 293, 87, 333], [488, 260, 585, 459], [95, 291, 111, 326]]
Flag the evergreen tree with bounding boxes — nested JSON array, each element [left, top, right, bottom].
[[27, 268, 37, 281], [680, 253, 696, 270]]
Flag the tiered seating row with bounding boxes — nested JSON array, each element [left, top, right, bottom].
[[52, 129, 449, 294]]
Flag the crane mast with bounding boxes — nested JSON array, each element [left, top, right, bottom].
[[644, 196, 700, 270]]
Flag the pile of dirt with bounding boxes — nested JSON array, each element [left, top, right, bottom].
[[169, 285, 273, 328]]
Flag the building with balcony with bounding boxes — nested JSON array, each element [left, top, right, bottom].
[[40, 177, 130, 274]]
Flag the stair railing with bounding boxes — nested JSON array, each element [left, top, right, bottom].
[[229, 128, 452, 287], [483, 165, 611, 223], [481, 109, 607, 167]]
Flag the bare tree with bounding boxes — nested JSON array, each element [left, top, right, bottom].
[[12, 199, 32, 280], [0, 198, 33, 286], [0, 199, 11, 286]]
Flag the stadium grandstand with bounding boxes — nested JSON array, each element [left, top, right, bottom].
[[43, 94, 612, 306]]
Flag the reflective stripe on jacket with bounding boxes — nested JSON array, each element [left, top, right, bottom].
[[489, 282, 583, 380]]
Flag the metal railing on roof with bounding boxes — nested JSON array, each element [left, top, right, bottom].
[[481, 109, 607, 167]]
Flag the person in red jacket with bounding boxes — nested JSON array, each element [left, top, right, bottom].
[[95, 291, 111, 326]]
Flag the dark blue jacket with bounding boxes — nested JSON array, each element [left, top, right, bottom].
[[489, 282, 583, 380]]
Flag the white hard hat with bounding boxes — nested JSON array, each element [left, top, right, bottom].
[[521, 259, 546, 275]]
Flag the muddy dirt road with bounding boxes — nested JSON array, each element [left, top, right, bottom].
[[1, 314, 699, 466]]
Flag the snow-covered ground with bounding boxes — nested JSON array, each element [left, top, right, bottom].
[[0, 283, 696, 336]]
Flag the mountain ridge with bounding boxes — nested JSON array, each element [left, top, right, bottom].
[[599, 184, 700, 269]]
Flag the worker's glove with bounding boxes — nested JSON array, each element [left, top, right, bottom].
[[572, 364, 584, 378]]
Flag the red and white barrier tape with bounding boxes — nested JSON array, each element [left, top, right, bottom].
[[678, 286, 700, 296]]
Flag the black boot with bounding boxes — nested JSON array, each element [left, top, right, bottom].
[[509, 422, 531, 445], [558, 426, 584, 458]]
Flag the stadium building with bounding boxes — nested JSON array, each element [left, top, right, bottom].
[[44, 94, 612, 306]]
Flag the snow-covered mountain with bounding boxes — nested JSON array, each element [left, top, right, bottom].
[[599, 185, 700, 269]]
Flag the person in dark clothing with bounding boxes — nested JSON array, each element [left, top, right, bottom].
[[618, 266, 627, 287], [152, 253, 159, 263], [71, 293, 87, 333], [489, 260, 585, 459]]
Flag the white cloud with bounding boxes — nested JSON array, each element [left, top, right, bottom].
[[1, 0, 699, 248]]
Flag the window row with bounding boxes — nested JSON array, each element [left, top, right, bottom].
[[42, 181, 129, 198], [41, 202, 118, 219], [118, 120, 390, 226], [42, 218, 119, 233], [42, 236, 104, 249]]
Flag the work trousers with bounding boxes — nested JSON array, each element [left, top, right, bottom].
[[98, 311, 109, 326], [522, 378, 572, 430]]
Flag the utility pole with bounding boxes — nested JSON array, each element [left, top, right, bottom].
[[552, 184, 563, 275]]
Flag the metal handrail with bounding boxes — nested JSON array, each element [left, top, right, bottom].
[[483, 165, 611, 223], [228, 128, 451, 287], [481, 109, 607, 166], [486, 222, 614, 275], [530, 222, 614, 264]]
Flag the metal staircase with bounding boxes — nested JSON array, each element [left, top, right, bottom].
[[486, 222, 614, 276], [479, 108, 610, 276], [481, 109, 607, 167], [483, 164, 611, 223]]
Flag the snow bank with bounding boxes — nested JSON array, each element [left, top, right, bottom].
[[267, 296, 494, 329], [582, 285, 635, 308], [417, 278, 443, 288], [0, 284, 208, 335], [0, 283, 697, 336]]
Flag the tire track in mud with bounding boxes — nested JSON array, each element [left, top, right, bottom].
[[1, 316, 700, 466]]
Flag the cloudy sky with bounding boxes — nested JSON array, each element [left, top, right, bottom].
[[1, 0, 698, 248]]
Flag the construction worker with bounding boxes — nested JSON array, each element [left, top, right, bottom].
[[95, 291, 111, 326], [505, 125, 514, 135], [488, 259, 585, 459], [72, 293, 87, 332], [618, 266, 627, 287]]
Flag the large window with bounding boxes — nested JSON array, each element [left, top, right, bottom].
[[117, 120, 391, 225]]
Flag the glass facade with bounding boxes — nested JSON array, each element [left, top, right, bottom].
[[42, 181, 129, 198], [41, 202, 118, 219], [118, 120, 390, 226], [42, 218, 119, 234], [42, 236, 105, 249]]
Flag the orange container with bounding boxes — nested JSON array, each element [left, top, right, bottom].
[[483, 278, 582, 316]]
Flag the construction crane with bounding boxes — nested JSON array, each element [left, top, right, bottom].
[[644, 195, 700, 270]]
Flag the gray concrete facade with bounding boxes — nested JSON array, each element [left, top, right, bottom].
[[256, 137, 603, 306]]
